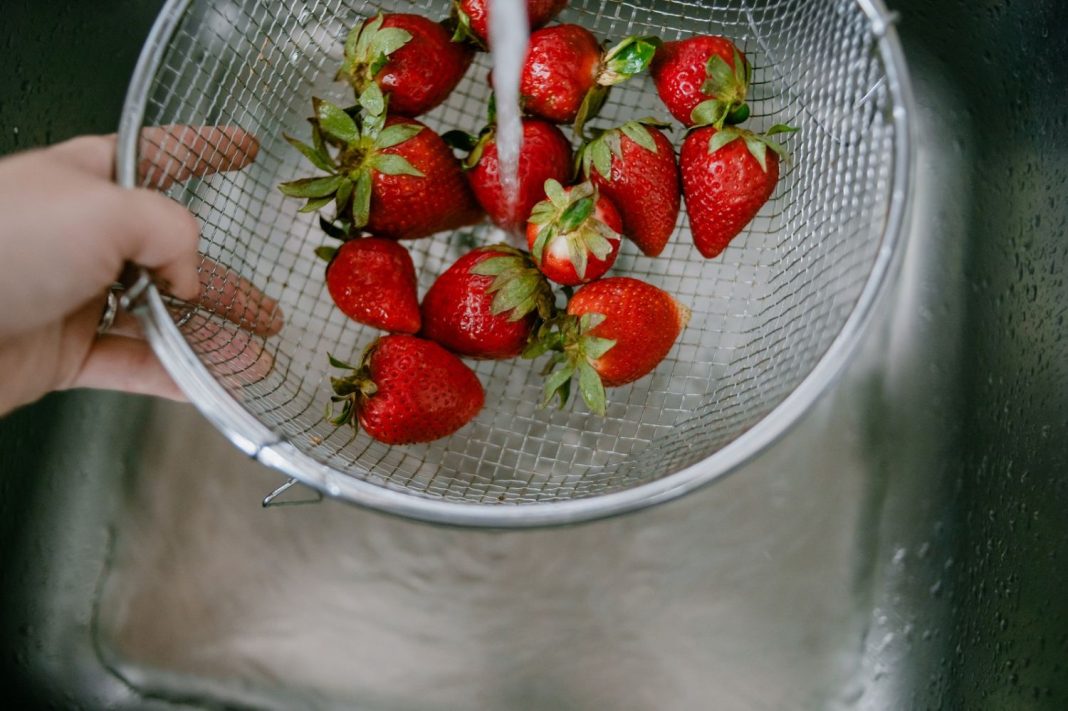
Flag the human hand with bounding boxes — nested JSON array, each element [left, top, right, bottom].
[[0, 126, 282, 416]]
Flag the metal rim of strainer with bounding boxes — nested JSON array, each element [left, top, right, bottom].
[[117, 0, 915, 528]]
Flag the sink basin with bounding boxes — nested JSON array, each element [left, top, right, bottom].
[[1, 0, 1066, 708]]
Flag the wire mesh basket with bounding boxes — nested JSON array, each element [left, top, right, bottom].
[[116, 0, 913, 526]]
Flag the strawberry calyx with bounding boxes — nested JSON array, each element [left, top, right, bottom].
[[468, 244, 556, 323], [336, 13, 414, 97], [528, 180, 621, 281], [577, 118, 671, 180], [443, 94, 496, 170], [573, 35, 661, 137], [522, 311, 617, 415], [325, 348, 380, 430], [706, 124, 798, 173], [278, 86, 424, 230], [689, 48, 751, 129]]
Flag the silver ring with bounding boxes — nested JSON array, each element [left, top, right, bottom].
[[96, 285, 123, 335]]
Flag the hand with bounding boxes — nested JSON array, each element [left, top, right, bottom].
[[0, 126, 281, 416]]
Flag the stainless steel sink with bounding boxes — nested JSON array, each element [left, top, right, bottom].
[[2, 1, 1066, 708]]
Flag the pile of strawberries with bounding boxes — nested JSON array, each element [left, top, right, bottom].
[[278, 0, 796, 445]]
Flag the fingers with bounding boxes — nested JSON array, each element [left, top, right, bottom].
[[68, 334, 186, 401], [51, 125, 260, 187], [107, 187, 203, 300], [196, 259, 285, 336], [139, 125, 260, 189]]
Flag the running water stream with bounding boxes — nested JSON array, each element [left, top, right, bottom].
[[487, 0, 530, 225]]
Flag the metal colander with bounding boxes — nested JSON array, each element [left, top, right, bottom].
[[116, 0, 913, 526]]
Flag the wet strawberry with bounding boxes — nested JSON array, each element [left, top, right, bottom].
[[452, 0, 568, 48], [421, 244, 555, 360], [526, 179, 622, 285], [519, 25, 660, 134], [279, 89, 482, 240], [338, 13, 473, 116], [681, 124, 796, 258], [457, 118, 572, 232], [317, 237, 420, 333], [650, 35, 750, 127], [525, 277, 689, 414], [327, 335, 484, 444], [578, 119, 680, 257]]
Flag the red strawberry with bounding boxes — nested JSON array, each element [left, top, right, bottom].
[[280, 91, 482, 240], [327, 335, 484, 444], [519, 25, 660, 134], [650, 36, 750, 128], [453, 0, 568, 48], [526, 180, 622, 286], [463, 118, 572, 231], [527, 277, 689, 414], [578, 120, 680, 257], [317, 237, 420, 333], [681, 124, 796, 259], [338, 13, 473, 116], [421, 244, 555, 360]]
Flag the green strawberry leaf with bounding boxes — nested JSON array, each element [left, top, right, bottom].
[[315, 245, 338, 262], [335, 178, 354, 213], [544, 179, 569, 209], [702, 54, 736, 94], [328, 353, 357, 370], [531, 224, 554, 264], [619, 121, 658, 153], [725, 103, 751, 125], [579, 312, 607, 330], [299, 195, 334, 213], [744, 136, 769, 172], [317, 100, 359, 144], [589, 139, 613, 179], [351, 15, 383, 59], [766, 124, 799, 136], [559, 197, 594, 233], [373, 153, 423, 177], [573, 85, 609, 138], [691, 99, 730, 129], [470, 255, 516, 277], [358, 82, 387, 117], [352, 171, 373, 227], [542, 364, 575, 408], [583, 336, 616, 360], [377, 123, 423, 148], [567, 235, 589, 280], [708, 128, 743, 154], [284, 133, 335, 171], [278, 175, 345, 198], [577, 360, 607, 416], [368, 28, 412, 63], [600, 36, 661, 85]]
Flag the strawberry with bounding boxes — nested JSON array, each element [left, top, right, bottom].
[[421, 244, 555, 360], [681, 124, 796, 259], [279, 89, 482, 240], [337, 13, 473, 116], [526, 180, 622, 286], [452, 0, 568, 48], [316, 237, 421, 334], [327, 335, 484, 444], [451, 117, 572, 232], [650, 36, 751, 128], [578, 119, 680, 257], [526, 277, 689, 414], [519, 25, 660, 134]]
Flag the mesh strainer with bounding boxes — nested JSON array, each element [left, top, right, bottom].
[[116, 0, 913, 527]]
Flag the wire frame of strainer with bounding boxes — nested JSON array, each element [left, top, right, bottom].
[[116, 0, 914, 527]]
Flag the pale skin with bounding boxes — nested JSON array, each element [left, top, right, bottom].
[[0, 126, 281, 417]]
